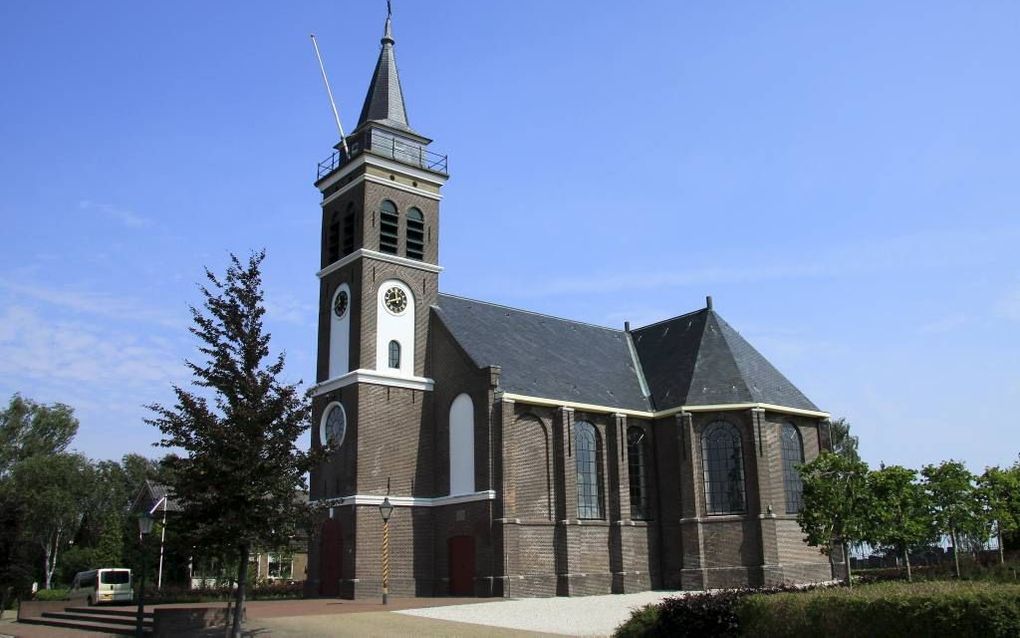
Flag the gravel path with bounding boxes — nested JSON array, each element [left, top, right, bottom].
[[397, 591, 687, 637]]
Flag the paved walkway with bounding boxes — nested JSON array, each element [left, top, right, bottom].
[[1, 592, 679, 637]]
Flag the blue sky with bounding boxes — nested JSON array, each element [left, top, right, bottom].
[[1, 1, 1017, 473]]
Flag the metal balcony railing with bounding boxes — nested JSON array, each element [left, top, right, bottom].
[[316, 134, 448, 181]]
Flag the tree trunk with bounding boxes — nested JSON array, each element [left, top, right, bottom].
[[842, 541, 852, 589], [998, 522, 1005, 565], [231, 544, 248, 638], [903, 546, 912, 582], [951, 529, 961, 578]]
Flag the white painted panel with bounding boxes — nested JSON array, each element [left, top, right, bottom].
[[449, 393, 475, 495], [328, 284, 351, 379], [375, 279, 415, 376]]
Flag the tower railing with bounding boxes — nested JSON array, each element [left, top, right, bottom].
[[316, 132, 448, 181]]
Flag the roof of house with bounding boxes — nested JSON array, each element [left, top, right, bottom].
[[132, 480, 182, 514], [434, 294, 819, 414], [434, 294, 651, 411]]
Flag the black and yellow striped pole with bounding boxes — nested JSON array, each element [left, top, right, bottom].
[[379, 496, 393, 605]]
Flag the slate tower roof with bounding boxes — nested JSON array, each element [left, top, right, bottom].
[[357, 9, 414, 134], [435, 295, 820, 414]]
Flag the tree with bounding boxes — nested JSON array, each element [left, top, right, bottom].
[[977, 464, 1020, 565], [797, 451, 871, 587], [922, 460, 986, 578], [827, 417, 860, 462], [0, 394, 78, 479], [0, 489, 34, 612], [147, 251, 314, 638], [8, 453, 92, 589], [865, 465, 933, 581]]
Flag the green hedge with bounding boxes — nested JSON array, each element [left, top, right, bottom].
[[739, 582, 1020, 638], [33, 589, 69, 601]]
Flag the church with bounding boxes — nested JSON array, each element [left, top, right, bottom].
[[307, 10, 834, 599]]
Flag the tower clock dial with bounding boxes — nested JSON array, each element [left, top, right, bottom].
[[384, 286, 408, 314], [333, 290, 349, 318], [321, 403, 346, 447]]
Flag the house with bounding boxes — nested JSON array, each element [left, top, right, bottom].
[[307, 9, 835, 598]]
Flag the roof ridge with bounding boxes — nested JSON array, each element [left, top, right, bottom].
[[436, 292, 625, 333], [631, 306, 708, 332]]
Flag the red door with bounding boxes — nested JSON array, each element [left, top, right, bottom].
[[448, 535, 475, 596], [319, 519, 342, 597]]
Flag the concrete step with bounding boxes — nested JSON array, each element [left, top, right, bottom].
[[20, 615, 151, 636], [65, 606, 153, 620], [43, 610, 153, 627]]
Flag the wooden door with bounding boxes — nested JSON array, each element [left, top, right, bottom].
[[319, 519, 342, 597], [448, 535, 475, 596]]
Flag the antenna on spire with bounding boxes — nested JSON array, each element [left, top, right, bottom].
[[309, 34, 351, 160]]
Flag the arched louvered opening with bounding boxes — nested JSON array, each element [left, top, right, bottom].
[[379, 200, 398, 254], [406, 207, 424, 260]]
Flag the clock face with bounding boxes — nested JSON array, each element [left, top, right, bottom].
[[384, 286, 408, 315], [333, 290, 349, 319], [322, 404, 346, 446]]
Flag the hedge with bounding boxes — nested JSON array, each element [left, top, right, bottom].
[[739, 581, 1020, 638], [614, 582, 1020, 638]]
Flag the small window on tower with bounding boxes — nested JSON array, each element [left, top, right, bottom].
[[326, 212, 340, 263], [379, 200, 399, 254], [388, 340, 401, 369], [406, 208, 424, 260]]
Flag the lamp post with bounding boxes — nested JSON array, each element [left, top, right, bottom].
[[378, 497, 393, 605], [135, 512, 154, 638]]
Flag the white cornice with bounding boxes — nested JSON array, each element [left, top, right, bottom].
[[363, 174, 442, 201], [362, 152, 448, 188], [311, 369, 435, 396], [496, 392, 830, 420], [317, 248, 443, 279], [312, 490, 496, 508]]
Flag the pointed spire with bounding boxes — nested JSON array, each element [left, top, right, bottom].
[[357, 1, 412, 131]]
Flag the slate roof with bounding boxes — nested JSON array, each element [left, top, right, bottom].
[[357, 14, 414, 134], [435, 294, 820, 415], [434, 294, 651, 411], [131, 480, 182, 514], [631, 308, 819, 412]]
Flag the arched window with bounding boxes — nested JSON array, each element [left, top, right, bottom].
[[326, 212, 340, 263], [781, 423, 805, 513], [449, 394, 475, 495], [575, 421, 602, 519], [379, 200, 399, 254], [702, 421, 746, 515], [388, 340, 401, 369], [627, 427, 649, 519], [342, 202, 356, 256], [406, 207, 424, 260]]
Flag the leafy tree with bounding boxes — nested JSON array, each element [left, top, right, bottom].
[[827, 417, 860, 462], [147, 251, 315, 637], [922, 460, 986, 578], [797, 451, 871, 587], [0, 489, 34, 612], [9, 453, 92, 589], [0, 394, 78, 479], [977, 464, 1020, 565], [866, 465, 933, 581]]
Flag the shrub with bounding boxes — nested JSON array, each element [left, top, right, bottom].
[[34, 588, 69, 601], [738, 581, 1020, 638]]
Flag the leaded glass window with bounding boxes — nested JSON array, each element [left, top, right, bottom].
[[702, 421, 746, 515], [388, 340, 401, 369], [781, 423, 805, 513], [575, 421, 602, 519], [627, 427, 649, 519]]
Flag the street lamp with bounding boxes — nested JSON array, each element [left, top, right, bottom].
[[135, 512, 154, 638], [379, 497, 393, 605]]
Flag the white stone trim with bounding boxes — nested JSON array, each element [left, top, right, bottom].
[[312, 490, 496, 508], [362, 153, 449, 188], [317, 248, 443, 280], [497, 392, 830, 420], [310, 369, 434, 396], [363, 173, 443, 201]]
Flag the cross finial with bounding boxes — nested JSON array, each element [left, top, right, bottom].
[[387, 0, 392, 18], [382, 0, 395, 45]]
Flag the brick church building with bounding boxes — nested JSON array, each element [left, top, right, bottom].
[[307, 11, 834, 599]]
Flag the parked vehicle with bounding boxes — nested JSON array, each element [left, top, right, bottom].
[[68, 569, 133, 605]]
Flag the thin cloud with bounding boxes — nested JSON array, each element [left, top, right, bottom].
[[918, 315, 970, 335], [0, 278, 183, 329], [997, 286, 1020, 321], [79, 200, 151, 228]]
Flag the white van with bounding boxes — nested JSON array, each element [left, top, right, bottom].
[[69, 568, 133, 605]]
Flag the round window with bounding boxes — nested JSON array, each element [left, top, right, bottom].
[[320, 403, 347, 447]]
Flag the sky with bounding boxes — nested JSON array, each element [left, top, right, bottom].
[[1, 1, 1018, 473]]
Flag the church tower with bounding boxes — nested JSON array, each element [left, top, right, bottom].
[[308, 8, 449, 598]]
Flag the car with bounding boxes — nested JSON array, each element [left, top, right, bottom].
[[69, 568, 133, 605]]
